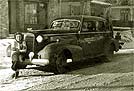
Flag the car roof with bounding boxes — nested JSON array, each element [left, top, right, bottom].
[[54, 15, 106, 22]]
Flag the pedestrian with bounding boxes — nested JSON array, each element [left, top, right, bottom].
[[11, 32, 27, 79]]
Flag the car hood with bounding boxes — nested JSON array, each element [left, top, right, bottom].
[[28, 29, 79, 34]]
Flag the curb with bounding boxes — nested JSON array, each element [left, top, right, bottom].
[[115, 49, 134, 54]]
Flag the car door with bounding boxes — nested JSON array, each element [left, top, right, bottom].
[[94, 21, 106, 55], [78, 20, 105, 58]]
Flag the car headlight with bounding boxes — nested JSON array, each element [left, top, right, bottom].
[[36, 35, 43, 43], [14, 32, 24, 43]]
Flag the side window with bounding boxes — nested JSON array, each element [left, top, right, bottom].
[[24, 2, 38, 24], [96, 21, 105, 32], [82, 21, 96, 32]]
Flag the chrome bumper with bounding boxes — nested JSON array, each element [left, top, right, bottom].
[[25, 58, 49, 66], [32, 59, 49, 66]]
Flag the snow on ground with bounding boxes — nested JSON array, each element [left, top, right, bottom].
[[114, 30, 134, 49], [0, 54, 133, 91], [0, 57, 12, 68], [114, 30, 134, 54], [0, 32, 134, 91]]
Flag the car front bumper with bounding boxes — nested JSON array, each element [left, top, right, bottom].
[[31, 59, 49, 66], [24, 58, 49, 66]]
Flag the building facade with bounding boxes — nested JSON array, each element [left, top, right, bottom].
[[9, 0, 91, 33], [0, 0, 9, 38], [8, 0, 110, 33], [111, 0, 134, 27]]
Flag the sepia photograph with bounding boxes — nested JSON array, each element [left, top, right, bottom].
[[0, 0, 134, 91]]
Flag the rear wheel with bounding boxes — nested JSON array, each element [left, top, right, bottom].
[[103, 43, 115, 62], [107, 43, 114, 57]]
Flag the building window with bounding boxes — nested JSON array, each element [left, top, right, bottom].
[[91, 7, 95, 16], [133, 9, 134, 20], [120, 9, 130, 22], [120, 0, 129, 5], [24, 2, 38, 24]]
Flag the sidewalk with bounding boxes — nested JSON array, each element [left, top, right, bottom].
[[0, 39, 15, 47], [115, 49, 134, 54], [0, 57, 12, 69]]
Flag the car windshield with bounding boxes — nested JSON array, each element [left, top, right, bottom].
[[51, 19, 80, 29]]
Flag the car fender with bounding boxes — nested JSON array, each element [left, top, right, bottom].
[[38, 43, 83, 62], [63, 44, 83, 61]]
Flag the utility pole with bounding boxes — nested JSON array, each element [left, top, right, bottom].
[[59, 0, 62, 17], [0, 6, 2, 39]]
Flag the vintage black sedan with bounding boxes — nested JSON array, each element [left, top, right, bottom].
[[11, 15, 121, 75]]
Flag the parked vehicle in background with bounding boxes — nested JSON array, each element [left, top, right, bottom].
[[0, 40, 11, 57], [11, 15, 122, 75]]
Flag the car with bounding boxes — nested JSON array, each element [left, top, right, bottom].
[[11, 15, 121, 75]]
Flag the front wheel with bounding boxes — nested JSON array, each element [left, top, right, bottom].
[[55, 53, 68, 74]]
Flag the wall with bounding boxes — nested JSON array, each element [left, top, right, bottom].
[[17, 0, 25, 32], [111, 8, 120, 20], [9, 0, 25, 33], [47, 0, 59, 26], [8, 0, 17, 34], [133, 8, 134, 20], [91, 4, 104, 16], [0, 0, 9, 38], [111, 6, 134, 27]]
